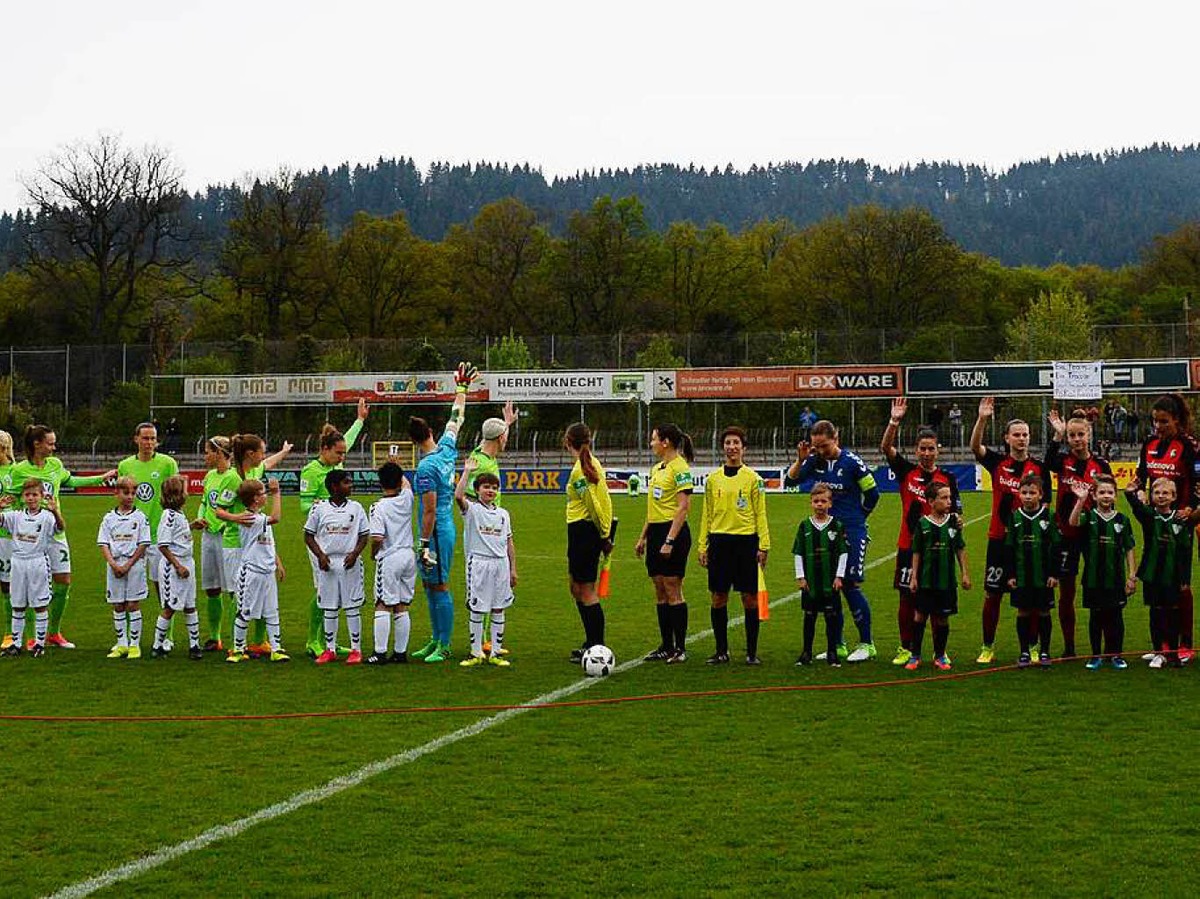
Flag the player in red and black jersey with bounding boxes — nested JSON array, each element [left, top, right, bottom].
[[880, 398, 961, 667], [1136, 393, 1200, 660], [1046, 409, 1112, 659], [971, 396, 1052, 664]]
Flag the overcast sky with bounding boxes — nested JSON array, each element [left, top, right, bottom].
[[3, 1, 1198, 213]]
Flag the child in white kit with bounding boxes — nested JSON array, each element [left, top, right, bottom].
[[98, 476, 151, 660], [0, 479, 64, 657], [304, 469, 369, 666], [227, 478, 288, 663], [366, 461, 417, 665], [455, 457, 517, 668], [152, 475, 204, 661]]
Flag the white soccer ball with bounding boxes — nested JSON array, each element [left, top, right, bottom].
[[581, 644, 616, 677]]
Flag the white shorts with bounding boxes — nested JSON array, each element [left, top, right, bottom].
[[0, 536, 11, 584], [315, 559, 365, 611], [159, 558, 197, 611], [8, 555, 51, 609], [106, 558, 149, 604], [201, 531, 227, 592], [49, 537, 71, 576], [146, 545, 162, 583], [373, 549, 416, 607], [223, 548, 243, 599], [236, 566, 278, 620], [466, 555, 513, 613]]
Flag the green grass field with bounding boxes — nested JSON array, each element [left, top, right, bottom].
[[3, 491, 1200, 897]]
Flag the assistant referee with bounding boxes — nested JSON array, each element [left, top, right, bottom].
[[698, 426, 770, 665]]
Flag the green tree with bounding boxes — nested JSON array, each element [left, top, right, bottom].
[[633, 335, 687, 368], [662, 222, 755, 332], [488, 331, 537, 370], [1001, 289, 1111, 361]]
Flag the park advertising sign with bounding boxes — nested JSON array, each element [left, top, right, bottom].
[[653, 366, 902, 400], [907, 360, 1190, 396]]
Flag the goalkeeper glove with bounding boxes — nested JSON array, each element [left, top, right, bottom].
[[454, 362, 478, 393], [419, 538, 438, 571]]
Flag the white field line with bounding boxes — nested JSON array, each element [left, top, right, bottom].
[[50, 514, 988, 898]]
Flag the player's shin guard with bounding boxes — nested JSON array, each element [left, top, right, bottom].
[[1038, 614, 1053, 656], [1179, 586, 1193, 648], [824, 611, 839, 662], [802, 611, 816, 656], [206, 595, 223, 643], [128, 610, 143, 647], [744, 606, 760, 658], [672, 603, 688, 653], [374, 611, 391, 655], [655, 603, 671, 651], [34, 608, 48, 646], [323, 611, 339, 652], [897, 593, 915, 650], [1058, 578, 1077, 655], [185, 610, 200, 649], [112, 610, 127, 647], [307, 594, 322, 647], [437, 591, 454, 647], [233, 612, 248, 653], [1015, 614, 1030, 654], [982, 593, 1002, 646], [711, 605, 729, 655], [153, 615, 170, 649], [1088, 612, 1103, 656], [48, 582, 69, 635], [264, 615, 281, 652], [490, 610, 505, 656], [582, 602, 604, 647], [911, 618, 926, 659], [345, 609, 362, 652], [468, 610, 485, 656], [933, 621, 949, 658], [11, 609, 25, 645], [842, 584, 872, 643], [393, 609, 411, 653]]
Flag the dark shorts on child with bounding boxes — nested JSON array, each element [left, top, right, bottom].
[[801, 589, 839, 614], [1082, 587, 1127, 610], [915, 588, 958, 617], [706, 533, 760, 595], [1010, 587, 1055, 611], [1142, 583, 1181, 608]]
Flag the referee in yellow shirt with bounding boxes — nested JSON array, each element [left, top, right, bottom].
[[563, 423, 613, 659], [698, 426, 770, 664]]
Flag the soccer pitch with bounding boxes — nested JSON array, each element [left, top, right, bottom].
[[3, 492, 1199, 897]]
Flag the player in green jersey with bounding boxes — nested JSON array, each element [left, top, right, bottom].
[[299, 398, 369, 657], [907, 483, 970, 671], [0, 430, 16, 650], [117, 422, 180, 647], [195, 436, 242, 650], [1067, 475, 1136, 669], [792, 484, 847, 667], [1004, 474, 1061, 668], [7, 425, 117, 649]]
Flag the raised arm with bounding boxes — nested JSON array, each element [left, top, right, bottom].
[[445, 362, 479, 440], [454, 457, 477, 514], [881, 398, 906, 460], [970, 397, 994, 461], [264, 442, 294, 471]]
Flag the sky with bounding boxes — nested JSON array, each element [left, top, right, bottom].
[[3, 0, 1199, 213]]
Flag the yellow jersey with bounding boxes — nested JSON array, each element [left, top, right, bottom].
[[647, 455, 693, 524], [565, 458, 613, 537], [698, 465, 770, 551]]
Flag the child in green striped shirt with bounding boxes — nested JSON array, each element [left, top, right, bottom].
[[907, 482, 970, 671], [1005, 474, 1061, 668]]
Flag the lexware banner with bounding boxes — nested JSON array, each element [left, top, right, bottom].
[[655, 366, 903, 400]]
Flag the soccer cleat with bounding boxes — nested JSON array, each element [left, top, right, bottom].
[[460, 654, 485, 668], [1141, 652, 1156, 661], [1085, 657, 1104, 670], [745, 655, 762, 666], [25, 638, 35, 651], [107, 645, 128, 659], [345, 649, 363, 666], [1, 643, 20, 657], [892, 647, 912, 666], [424, 645, 450, 664], [816, 643, 849, 662], [305, 641, 322, 659], [203, 638, 223, 652], [410, 638, 439, 660], [161, 639, 173, 653], [933, 655, 952, 671], [643, 647, 671, 661], [126, 646, 142, 660], [904, 656, 921, 670], [270, 649, 290, 663], [1179, 647, 1195, 665], [666, 650, 687, 664], [0, 634, 13, 650], [30, 644, 45, 658], [151, 646, 169, 659], [487, 655, 511, 668], [315, 649, 337, 665], [246, 642, 271, 659], [976, 645, 996, 664], [1111, 657, 1129, 670], [706, 652, 731, 665], [795, 652, 813, 666], [1039, 652, 1052, 668], [225, 651, 247, 664], [1148, 653, 1166, 669], [189, 646, 204, 661], [569, 647, 585, 663], [829, 661, 842, 668], [1017, 652, 1032, 668], [846, 642, 876, 663], [494, 647, 511, 657], [365, 652, 390, 665], [388, 651, 408, 664], [47, 633, 75, 649]]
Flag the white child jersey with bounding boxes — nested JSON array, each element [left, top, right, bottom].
[[3, 509, 60, 558], [462, 501, 512, 560], [369, 492, 414, 558], [97, 508, 151, 562], [305, 499, 369, 557], [239, 512, 277, 573], [156, 508, 193, 560]]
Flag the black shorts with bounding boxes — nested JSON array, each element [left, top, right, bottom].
[[706, 533, 759, 595], [1057, 538, 1082, 578], [915, 588, 958, 617], [1142, 583, 1181, 608], [985, 538, 1009, 594], [893, 549, 914, 592], [801, 589, 839, 614], [567, 519, 604, 584], [646, 522, 691, 579], [1082, 587, 1127, 610], [1010, 587, 1055, 611]]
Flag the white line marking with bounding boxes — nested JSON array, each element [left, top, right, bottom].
[[50, 513, 988, 897]]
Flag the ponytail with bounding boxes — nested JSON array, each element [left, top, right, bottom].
[[655, 423, 695, 464], [230, 433, 264, 471], [564, 422, 600, 484], [1153, 393, 1192, 436], [319, 424, 345, 452], [0, 430, 12, 466], [23, 424, 52, 460]]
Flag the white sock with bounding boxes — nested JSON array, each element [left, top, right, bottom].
[[185, 610, 200, 649], [468, 611, 485, 657], [266, 615, 281, 651], [346, 609, 362, 651], [393, 610, 411, 653], [128, 610, 143, 646], [323, 611, 338, 652], [12, 610, 25, 644], [153, 615, 170, 649], [233, 613, 248, 653], [34, 608, 48, 646], [112, 611, 127, 647], [490, 610, 506, 656], [373, 611, 390, 655]]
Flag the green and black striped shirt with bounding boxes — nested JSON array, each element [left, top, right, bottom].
[[792, 517, 849, 602], [1076, 508, 1135, 591], [1126, 493, 1192, 588], [1004, 506, 1061, 589], [912, 514, 965, 592]]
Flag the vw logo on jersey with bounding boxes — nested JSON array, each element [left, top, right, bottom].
[[208, 489, 219, 505], [42, 480, 54, 496], [136, 482, 155, 502]]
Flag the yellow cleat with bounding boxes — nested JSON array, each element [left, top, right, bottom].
[[459, 654, 486, 668], [0, 634, 14, 651], [488, 655, 511, 668], [107, 644, 129, 659], [225, 651, 247, 664], [125, 646, 142, 660], [270, 650, 290, 663], [976, 645, 996, 665]]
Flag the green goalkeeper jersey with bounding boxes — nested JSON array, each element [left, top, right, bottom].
[[465, 448, 501, 503], [117, 452, 179, 535]]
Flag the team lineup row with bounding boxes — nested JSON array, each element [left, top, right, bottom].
[[2, 373, 1199, 672]]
